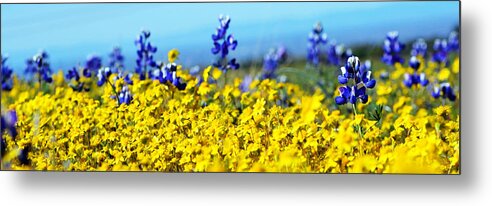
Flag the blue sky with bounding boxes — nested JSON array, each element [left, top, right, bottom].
[[1, 1, 459, 72]]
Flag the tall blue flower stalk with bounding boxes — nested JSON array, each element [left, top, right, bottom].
[[109, 46, 125, 73], [135, 30, 158, 80], [411, 38, 428, 57], [307, 22, 328, 67], [381, 31, 405, 65], [211, 15, 240, 75], [432, 39, 448, 65], [83, 55, 102, 78], [335, 56, 376, 107], [447, 31, 460, 52], [403, 56, 429, 88], [327, 40, 352, 67], [25, 51, 53, 84], [1, 55, 14, 91], [261, 47, 287, 80]]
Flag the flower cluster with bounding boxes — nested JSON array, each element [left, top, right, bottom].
[[261, 46, 287, 80], [447, 31, 459, 52], [83, 55, 102, 77], [0, 17, 460, 174], [335, 56, 376, 105], [211, 15, 239, 72], [135, 30, 158, 80], [327, 40, 352, 67], [403, 56, 429, 88], [381, 31, 405, 65], [109, 46, 125, 73], [307, 22, 328, 66], [432, 39, 449, 64], [24, 51, 53, 83], [1, 55, 14, 91], [411, 38, 428, 57], [431, 82, 457, 101], [149, 50, 187, 90], [66, 66, 90, 92]]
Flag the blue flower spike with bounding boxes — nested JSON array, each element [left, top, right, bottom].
[[1, 55, 14, 91], [135, 30, 158, 80], [381, 31, 405, 65], [307, 22, 328, 67], [211, 15, 239, 72], [25, 51, 53, 83], [335, 56, 376, 106]]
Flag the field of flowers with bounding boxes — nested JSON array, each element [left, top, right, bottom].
[[1, 15, 459, 173]]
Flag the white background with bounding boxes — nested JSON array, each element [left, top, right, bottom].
[[1, 0, 490, 205]]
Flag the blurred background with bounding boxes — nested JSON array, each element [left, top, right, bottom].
[[1, 1, 459, 73]]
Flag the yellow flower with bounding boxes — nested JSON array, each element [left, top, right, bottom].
[[168, 49, 179, 63]]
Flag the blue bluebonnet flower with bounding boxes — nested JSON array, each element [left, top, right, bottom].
[[447, 31, 459, 52], [96, 67, 112, 87], [261, 47, 287, 80], [335, 56, 376, 105], [381, 31, 405, 65], [307, 22, 328, 66], [65, 66, 90, 92], [432, 39, 448, 64], [403, 56, 429, 88], [118, 85, 133, 105], [1, 55, 14, 91], [211, 15, 239, 72], [135, 30, 158, 80], [83, 55, 102, 78], [150, 62, 187, 90], [431, 82, 456, 101], [109, 46, 124, 73], [411, 38, 428, 57], [24, 51, 53, 83], [326, 41, 352, 67]]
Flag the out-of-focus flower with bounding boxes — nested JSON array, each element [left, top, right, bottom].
[[411, 38, 428, 57], [135, 30, 158, 80], [1, 55, 14, 91], [25, 51, 53, 83], [432, 39, 448, 64], [239, 74, 253, 92], [109, 47, 124, 73], [431, 82, 456, 101], [83, 55, 102, 78], [307, 22, 328, 66], [381, 31, 405, 65], [327, 41, 352, 67], [168, 49, 179, 63], [261, 47, 287, 80], [211, 15, 239, 72], [336, 56, 376, 105], [447, 31, 459, 52]]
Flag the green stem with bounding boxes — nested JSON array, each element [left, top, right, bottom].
[[107, 79, 120, 105], [352, 103, 363, 140]]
